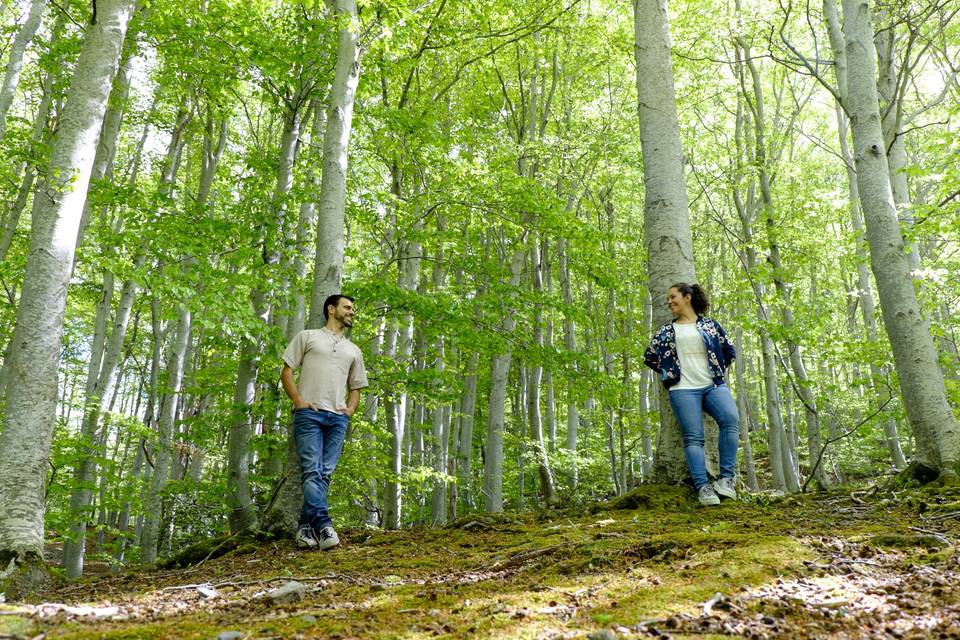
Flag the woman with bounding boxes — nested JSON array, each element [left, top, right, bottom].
[[643, 283, 740, 506]]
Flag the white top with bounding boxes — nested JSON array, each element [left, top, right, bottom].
[[671, 322, 714, 391], [282, 328, 369, 413]]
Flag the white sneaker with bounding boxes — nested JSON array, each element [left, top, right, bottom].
[[296, 526, 318, 549], [713, 477, 738, 500], [698, 484, 721, 506], [317, 526, 340, 550]]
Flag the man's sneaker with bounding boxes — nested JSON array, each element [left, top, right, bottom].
[[714, 477, 738, 500], [698, 484, 721, 506], [296, 526, 318, 549], [317, 526, 340, 550]]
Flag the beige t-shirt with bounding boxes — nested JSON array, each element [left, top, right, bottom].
[[282, 328, 369, 413]]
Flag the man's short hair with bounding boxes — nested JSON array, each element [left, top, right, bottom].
[[323, 294, 354, 321]]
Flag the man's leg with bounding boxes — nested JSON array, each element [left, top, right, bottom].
[[313, 411, 349, 530], [669, 388, 709, 489], [294, 409, 325, 532], [703, 384, 740, 480]]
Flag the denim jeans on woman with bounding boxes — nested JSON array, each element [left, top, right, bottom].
[[668, 384, 739, 489], [294, 408, 349, 531]]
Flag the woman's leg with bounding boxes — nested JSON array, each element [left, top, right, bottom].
[[669, 388, 709, 489], [703, 384, 740, 480]]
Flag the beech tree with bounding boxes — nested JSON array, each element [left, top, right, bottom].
[[0, 0, 138, 595]]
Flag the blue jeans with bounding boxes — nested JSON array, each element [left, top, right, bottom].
[[668, 384, 739, 489], [294, 409, 349, 531]]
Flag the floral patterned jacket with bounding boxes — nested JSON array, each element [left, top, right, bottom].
[[643, 316, 737, 389]]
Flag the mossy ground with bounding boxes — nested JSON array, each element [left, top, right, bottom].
[[4, 484, 959, 639]]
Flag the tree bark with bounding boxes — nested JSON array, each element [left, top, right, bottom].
[[140, 302, 190, 565], [308, 0, 361, 328], [0, 0, 137, 596], [834, 0, 959, 476], [483, 229, 525, 512], [0, 0, 49, 139], [633, 0, 698, 483], [835, 103, 907, 469]]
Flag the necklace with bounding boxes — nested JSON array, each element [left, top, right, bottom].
[[325, 327, 345, 352]]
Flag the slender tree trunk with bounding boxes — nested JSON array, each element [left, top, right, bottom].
[[383, 214, 422, 529], [739, 48, 823, 489], [233, 102, 304, 535], [0, 12, 65, 265], [140, 302, 190, 565], [544, 239, 557, 453], [456, 350, 479, 510], [484, 230, 525, 512], [734, 329, 759, 490], [0, 0, 49, 139], [429, 255, 449, 524], [873, 11, 921, 272], [75, 12, 143, 251], [0, 0, 137, 596], [558, 236, 580, 487], [527, 233, 557, 506]]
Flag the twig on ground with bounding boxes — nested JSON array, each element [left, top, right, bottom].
[[545, 585, 583, 604], [921, 511, 960, 523], [702, 591, 724, 616], [487, 544, 569, 570], [908, 526, 952, 545]]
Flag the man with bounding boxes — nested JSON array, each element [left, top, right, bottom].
[[281, 294, 368, 550]]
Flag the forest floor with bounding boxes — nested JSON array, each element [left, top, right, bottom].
[[2, 483, 960, 639]]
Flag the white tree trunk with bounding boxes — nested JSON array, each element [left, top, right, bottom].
[[308, 0, 361, 328], [838, 0, 960, 476], [75, 18, 142, 251], [873, 13, 920, 271], [0, 0, 49, 139], [0, 0, 136, 595], [289, 98, 324, 339], [527, 233, 557, 505], [141, 303, 190, 564], [383, 219, 421, 528], [0, 10, 65, 265], [483, 231, 525, 512], [633, 0, 698, 483], [455, 350, 479, 510], [558, 237, 580, 487], [835, 105, 907, 469]]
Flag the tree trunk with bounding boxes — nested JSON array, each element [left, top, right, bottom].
[[0, 0, 137, 597], [558, 237, 580, 488], [0, 11, 65, 265], [483, 230, 525, 512], [873, 11, 921, 272], [140, 302, 190, 565], [456, 350, 479, 510], [734, 329, 759, 490], [835, 103, 907, 469], [633, 0, 698, 483], [834, 0, 959, 476], [307, 0, 361, 328], [527, 232, 557, 506], [0, 0, 49, 139], [739, 47, 824, 488]]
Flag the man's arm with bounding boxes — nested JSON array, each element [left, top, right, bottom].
[[339, 388, 361, 417], [281, 365, 317, 410]]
